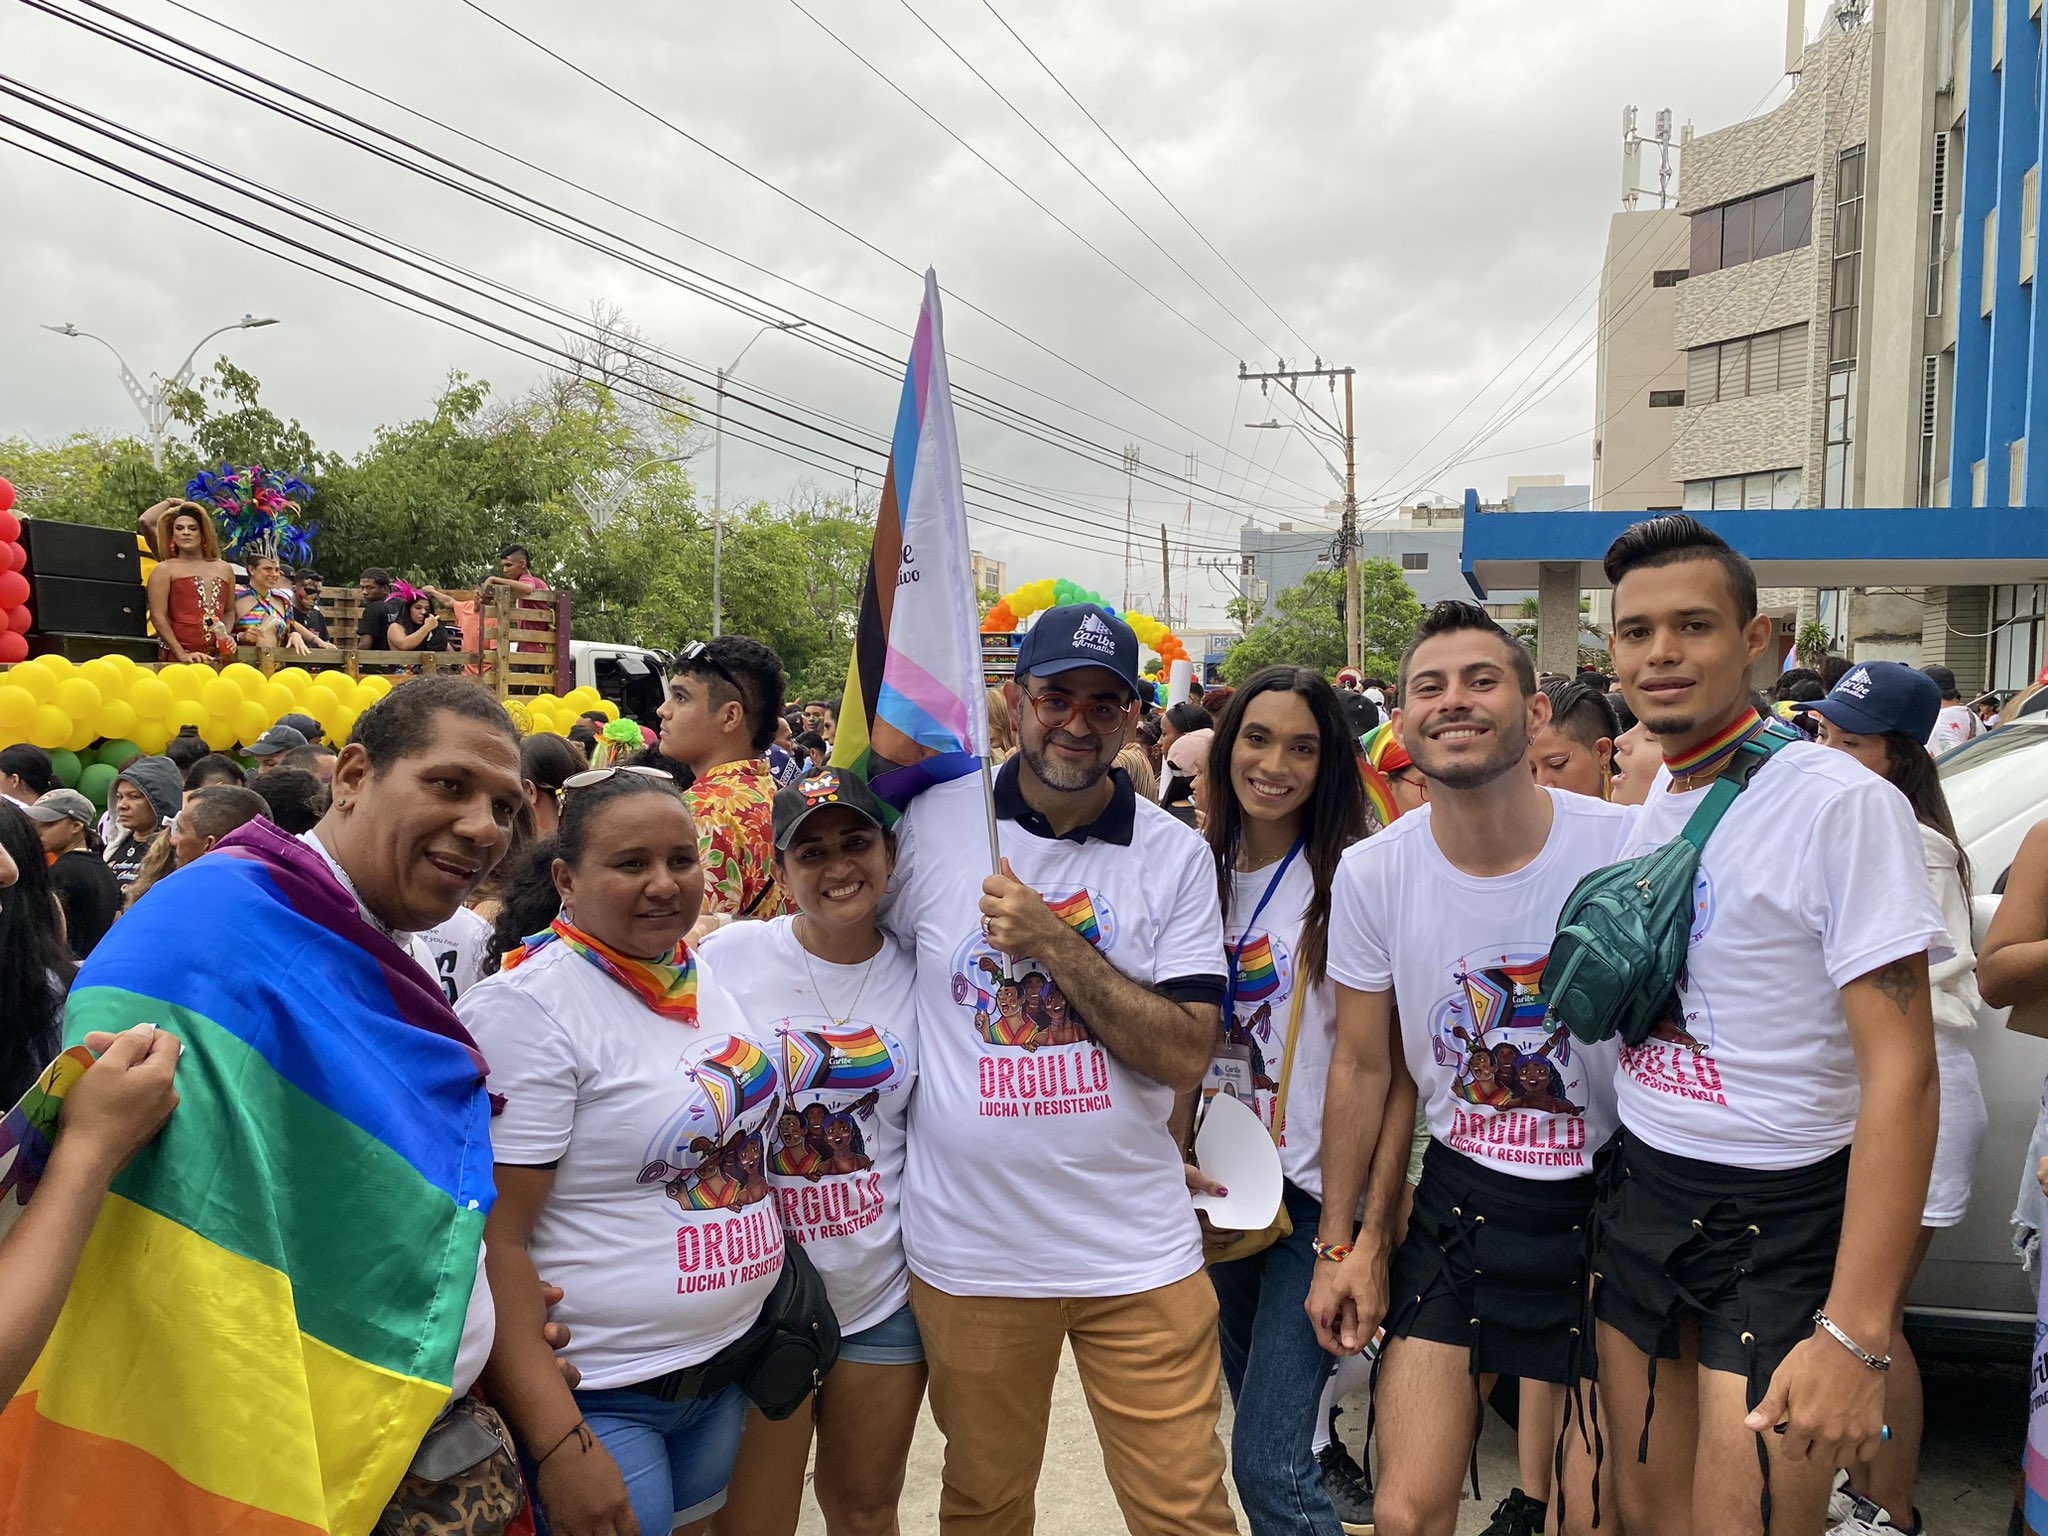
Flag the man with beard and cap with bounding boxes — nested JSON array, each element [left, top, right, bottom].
[[883, 603, 1238, 1535], [1311, 601, 1632, 1536]]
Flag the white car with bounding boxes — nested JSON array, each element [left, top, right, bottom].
[[1908, 718, 2048, 1350]]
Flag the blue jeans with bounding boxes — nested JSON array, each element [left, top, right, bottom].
[[570, 1381, 747, 1533], [1209, 1181, 1343, 1536]]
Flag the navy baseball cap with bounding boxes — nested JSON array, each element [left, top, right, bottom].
[[1806, 661, 1941, 741], [1013, 604, 1140, 697]]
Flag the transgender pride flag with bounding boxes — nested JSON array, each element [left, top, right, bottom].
[[832, 271, 990, 810]]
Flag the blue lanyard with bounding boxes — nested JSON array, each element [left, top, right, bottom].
[[1222, 836, 1305, 1021]]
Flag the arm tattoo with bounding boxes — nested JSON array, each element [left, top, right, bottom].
[[1870, 958, 1924, 1016]]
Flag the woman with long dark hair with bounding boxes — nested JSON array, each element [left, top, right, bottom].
[[0, 802, 77, 1105], [1190, 666, 1374, 1536], [1810, 662, 1986, 1535]]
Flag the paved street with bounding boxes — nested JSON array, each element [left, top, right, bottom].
[[795, 1350, 2029, 1534]]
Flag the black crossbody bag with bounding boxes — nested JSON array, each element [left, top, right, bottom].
[[699, 1237, 841, 1420]]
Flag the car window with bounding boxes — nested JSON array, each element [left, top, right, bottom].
[[1938, 723, 2048, 782]]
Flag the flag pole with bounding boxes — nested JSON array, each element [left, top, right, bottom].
[[979, 754, 1003, 880]]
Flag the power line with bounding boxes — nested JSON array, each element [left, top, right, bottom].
[[977, 0, 1316, 357], [888, 0, 1284, 359], [26, 0, 1337, 520]]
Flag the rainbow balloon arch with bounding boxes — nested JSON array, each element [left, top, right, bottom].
[[981, 578, 1190, 673]]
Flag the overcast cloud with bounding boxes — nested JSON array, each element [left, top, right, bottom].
[[2, 0, 1831, 627]]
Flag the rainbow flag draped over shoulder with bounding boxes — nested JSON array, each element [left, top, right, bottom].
[[0, 818, 496, 1536], [833, 270, 990, 811]]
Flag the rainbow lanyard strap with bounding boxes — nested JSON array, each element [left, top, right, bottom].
[[1663, 708, 1768, 785]]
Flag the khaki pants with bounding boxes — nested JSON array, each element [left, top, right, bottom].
[[907, 1270, 1237, 1536]]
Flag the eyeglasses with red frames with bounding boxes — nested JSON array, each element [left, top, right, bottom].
[[1017, 684, 1136, 736]]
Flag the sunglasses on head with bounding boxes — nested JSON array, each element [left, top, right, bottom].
[[560, 764, 675, 793], [676, 639, 740, 693]]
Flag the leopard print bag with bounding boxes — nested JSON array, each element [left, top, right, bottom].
[[374, 1397, 525, 1536]]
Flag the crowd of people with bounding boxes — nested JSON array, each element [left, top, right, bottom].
[[2, 511, 2047, 1536]]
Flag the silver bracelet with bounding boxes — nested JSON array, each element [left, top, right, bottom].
[[1811, 1309, 1892, 1372]]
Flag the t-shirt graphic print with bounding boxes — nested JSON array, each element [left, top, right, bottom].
[[636, 1032, 783, 1218], [1432, 948, 1592, 1164], [950, 885, 1116, 1116]]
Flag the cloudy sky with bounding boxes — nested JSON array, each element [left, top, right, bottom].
[[3, 0, 1834, 629]]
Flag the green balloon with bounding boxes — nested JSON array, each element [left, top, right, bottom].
[[76, 762, 118, 811], [46, 748, 82, 788], [95, 739, 142, 771]]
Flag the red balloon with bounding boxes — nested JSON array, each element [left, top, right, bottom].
[[0, 572, 25, 611], [0, 478, 14, 514], [0, 511, 17, 543], [0, 542, 19, 573], [6, 604, 29, 634], [0, 631, 23, 664]]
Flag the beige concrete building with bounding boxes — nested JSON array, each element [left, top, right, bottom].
[[969, 550, 1007, 602], [1591, 208, 1690, 516]]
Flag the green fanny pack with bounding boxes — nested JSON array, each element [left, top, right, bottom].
[[1542, 722, 1795, 1048]]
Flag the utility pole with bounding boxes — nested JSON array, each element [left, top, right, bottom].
[[1236, 361, 1359, 668], [1121, 445, 1140, 611], [1159, 524, 1172, 623]]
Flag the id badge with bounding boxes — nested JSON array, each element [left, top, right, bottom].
[[1203, 1042, 1253, 1109]]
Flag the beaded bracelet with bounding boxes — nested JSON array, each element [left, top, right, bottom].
[[1310, 1238, 1353, 1264]]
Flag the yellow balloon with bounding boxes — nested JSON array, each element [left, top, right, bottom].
[[79, 658, 125, 696], [235, 700, 270, 746], [22, 654, 74, 679], [331, 706, 360, 743], [356, 675, 392, 702], [28, 704, 70, 749], [97, 700, 138, 742], [61, 717, 97, 753], [166, 699, 210, 736], [221, 662, 265, 692], [0, 685, 35, 732], [201, 677, 243, 717], [129, 719, 171, 755], [8, 665, 54, 705], [160, 665, 208, 703], [257, 682, 296, 719], [102, 652, 140, 675], [272, 666, 313, 694], [201, 713, 238, 751], [128, 675, 174, 719], [54, 677, 102, 719], [598, 700, 620, 720], [312, 670, 355, 699]]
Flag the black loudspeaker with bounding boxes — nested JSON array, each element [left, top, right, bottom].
[[24, 575, 148, 638], [18, 519, 141, 584]]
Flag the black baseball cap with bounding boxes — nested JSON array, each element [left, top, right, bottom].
[[247, 723, 309, 757], [1921, 664, 1962, 699], [772, 767, 889, 851], [1013, 604, 1140, 698]]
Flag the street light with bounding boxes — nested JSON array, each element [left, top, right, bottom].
[[573, 453, 692, 533], [42, 314, 281, 470], [1245, 419, 1347, 492], [712, 320, 806, 637]]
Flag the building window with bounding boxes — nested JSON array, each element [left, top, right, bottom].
[[1686, 179, 1814, 277], [1683, 324, 1809, 405], [2023, 166, 2039, 285], [1927, 130, 1949, 316], [1400, 552, 1429, 571], [1984, 210, 1999, 316], [2013, 438, 2028, 506], [1652, 268, 1688, 287], [1681, 469, 1803, 511], [1918, 353, 1943, 507], [1823, 368, 1858, 507], [1648, 389, 1686, 407], [1830, 147, 1864, 367], [1991, 583, 2046, 690]]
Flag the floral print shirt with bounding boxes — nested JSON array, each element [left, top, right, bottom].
[[686, 758, 791, 919]]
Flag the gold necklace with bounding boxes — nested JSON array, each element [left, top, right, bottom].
[[795, 916, 879, 1027]]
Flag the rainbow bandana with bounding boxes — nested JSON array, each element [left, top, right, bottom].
[[1662, 707, 1768, 782], [506, 915, 700, 1026]]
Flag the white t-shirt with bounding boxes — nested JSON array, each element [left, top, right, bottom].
[[458, 940, 785, 1390], [1215, 854, 1337, 1198], [699, 917, 919, 1335], [1612, 739, 1950, 1170], [1327, 790, 1633, 1180], [885, 769, 1224, 1298], [422, 907, 494, 1004], [1928, 704, 1983, 756]]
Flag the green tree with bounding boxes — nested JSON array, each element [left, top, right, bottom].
[[1220, 561, 1423, 684]]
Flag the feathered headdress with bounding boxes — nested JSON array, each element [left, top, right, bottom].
[[184, 463, 317, 567]]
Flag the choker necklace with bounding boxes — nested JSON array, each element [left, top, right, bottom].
[[505, 915, 700, 1026], [795, 916, 879, 1027], [1665, 708, 1767, 791]]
